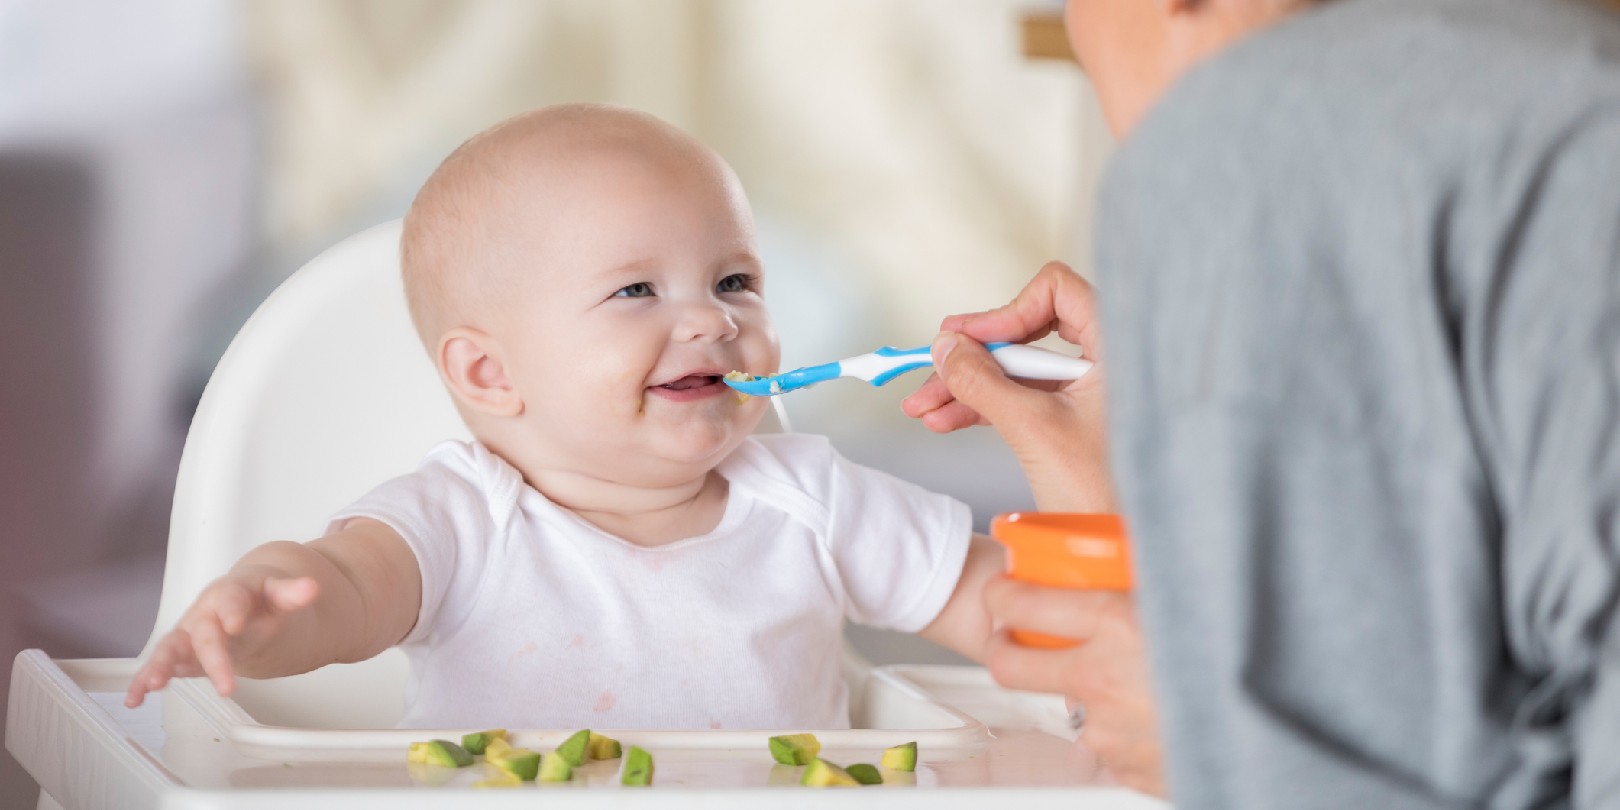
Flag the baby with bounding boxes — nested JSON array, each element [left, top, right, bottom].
[[125, 104, 1002, 729]]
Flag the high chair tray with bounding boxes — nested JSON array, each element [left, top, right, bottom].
[[8, 650, 1170, 809]]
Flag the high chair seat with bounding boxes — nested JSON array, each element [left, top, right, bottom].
[[149, 218, 790, 728]]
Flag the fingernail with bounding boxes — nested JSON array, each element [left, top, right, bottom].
[[933, 332, 959, 366]]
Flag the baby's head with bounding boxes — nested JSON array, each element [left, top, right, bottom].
[[401, 104, 780, 488]]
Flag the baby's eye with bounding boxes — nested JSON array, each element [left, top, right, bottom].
[[614, 282, 655, 298], [716, 273, 755, 294]]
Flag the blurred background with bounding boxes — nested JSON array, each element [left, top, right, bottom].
[[0, 0, 1112, 801]]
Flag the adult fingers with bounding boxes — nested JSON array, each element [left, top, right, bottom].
[[983, 631, 1077, 696], [930, 333, 1052, 434], [953, 262, 1103, 360], [188, 614, 237, 696], [983, 576, 1124, 642]]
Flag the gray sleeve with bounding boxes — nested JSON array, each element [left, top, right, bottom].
[[1471, 110, 1620, 807]]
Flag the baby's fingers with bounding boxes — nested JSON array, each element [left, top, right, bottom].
[[188, 615, 238, 696], [125, 630, 201, 707], [263, 576, 319, 613]]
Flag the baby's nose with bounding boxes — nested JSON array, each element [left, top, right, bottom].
[[675, 302, 739, 342]]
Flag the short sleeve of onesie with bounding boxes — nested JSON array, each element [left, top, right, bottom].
[[326, 441, 520, 646], [734, 435, 974, 633]]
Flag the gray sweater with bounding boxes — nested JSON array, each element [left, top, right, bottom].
[[1095, 0, 1620, 807]]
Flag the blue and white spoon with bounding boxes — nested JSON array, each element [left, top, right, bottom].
[[723, 342, 1092, 398]]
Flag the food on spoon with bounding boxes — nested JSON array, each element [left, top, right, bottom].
[[768, 733, 822, 765], [620, 746, 655, 786], [800, 758, 860, 787], [881, 741, 917, 771], [407, 739, 473, 767], [555, 729, 591, 766], [461, 729, 506, 756], [845, 763, 883, 785], [488, 747, 542, 781], [588, 731, 622, 760], [724, 370, 757, 402], [538, 751, 573, 782]]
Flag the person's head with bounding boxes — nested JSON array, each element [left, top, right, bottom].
[[1065, 0, 1321, 136], [401, 104, 780, 490]]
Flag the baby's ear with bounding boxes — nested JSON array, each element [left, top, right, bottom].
[[438, 328, 523, 417]]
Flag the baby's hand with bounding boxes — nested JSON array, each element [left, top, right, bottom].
[[124, 572, 319, 708]]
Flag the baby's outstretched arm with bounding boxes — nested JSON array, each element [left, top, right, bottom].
[[124, 518, 419, 708], [917, 534, 1005, 662]]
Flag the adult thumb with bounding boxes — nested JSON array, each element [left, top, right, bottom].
[[932, 332, 1039, 426]]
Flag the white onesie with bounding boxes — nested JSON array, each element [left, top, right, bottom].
[[328, 433, 971, 730]]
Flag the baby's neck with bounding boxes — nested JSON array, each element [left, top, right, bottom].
[[526, 466, 730, 548]]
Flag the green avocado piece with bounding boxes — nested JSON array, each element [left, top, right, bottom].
[[419, 739, 473, 768], [461, 729, 507, 756], [801, 758, 860, 787], [489, 747, 541, 781], [881, 741, 917, 772], [588, 731, 622, 760], [845, 763, 883, 785], [538, 751, 573, 782], [768, 733, 822, 765], [556, 729, 591, 767], [621, 746, 655, 786]]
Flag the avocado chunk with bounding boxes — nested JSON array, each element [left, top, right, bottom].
[[588, 731, 623, 760], [768, 733, 822, 765], [538, 751, 573, 782], [488, 747, 541, 781], [483, 737, 513, 759], [556, 729, 591, 767], [845, 763, 883, 785], [409, 739, 473, 768], [461, 728, 507, 756], [881, 741, 917, 772], [621, 745, 655, 786], [801, 758, 860, 787]]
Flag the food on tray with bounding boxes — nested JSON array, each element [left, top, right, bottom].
[[538, 751, 573, 782], [461, 728, 506, 756], [406, 739, 473, 767], [845, 763, 883, 785], [800, 758, 859, 787], [555, 728, 592, 766], [588, 731, 623, 760], [483, 736, 513, 759], [768, 732, 822, 765], [621, 746, 655, 786], [488, 747, 542, 781], [881, 741, 917, 771]]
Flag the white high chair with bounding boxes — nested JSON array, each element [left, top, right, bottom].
[[147, 218, 793, 729], [7, 220, 1164, 809]]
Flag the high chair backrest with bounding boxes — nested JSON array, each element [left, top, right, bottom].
[[151, 219, 788, 728]]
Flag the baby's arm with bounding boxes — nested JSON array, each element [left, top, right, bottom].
[[916, 534, 1005, 662], [124, 518, 420, 707]]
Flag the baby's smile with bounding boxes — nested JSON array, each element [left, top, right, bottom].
[[647, 372, 731, 402]]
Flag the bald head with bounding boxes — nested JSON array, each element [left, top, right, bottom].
[[400, 104, 728, 348]]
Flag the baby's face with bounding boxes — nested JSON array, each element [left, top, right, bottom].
[[488, 145, 780, 483]]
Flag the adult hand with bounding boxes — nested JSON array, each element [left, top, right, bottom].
[[901, 261, 1113, 512], [125, 570, 319, 707], [984, 575, 1165, 797]]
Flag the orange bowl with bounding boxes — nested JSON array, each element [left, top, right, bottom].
[[989, 512, 1132, 648]]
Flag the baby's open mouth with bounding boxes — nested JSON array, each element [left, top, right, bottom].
[[657, 374, 723, 391]]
